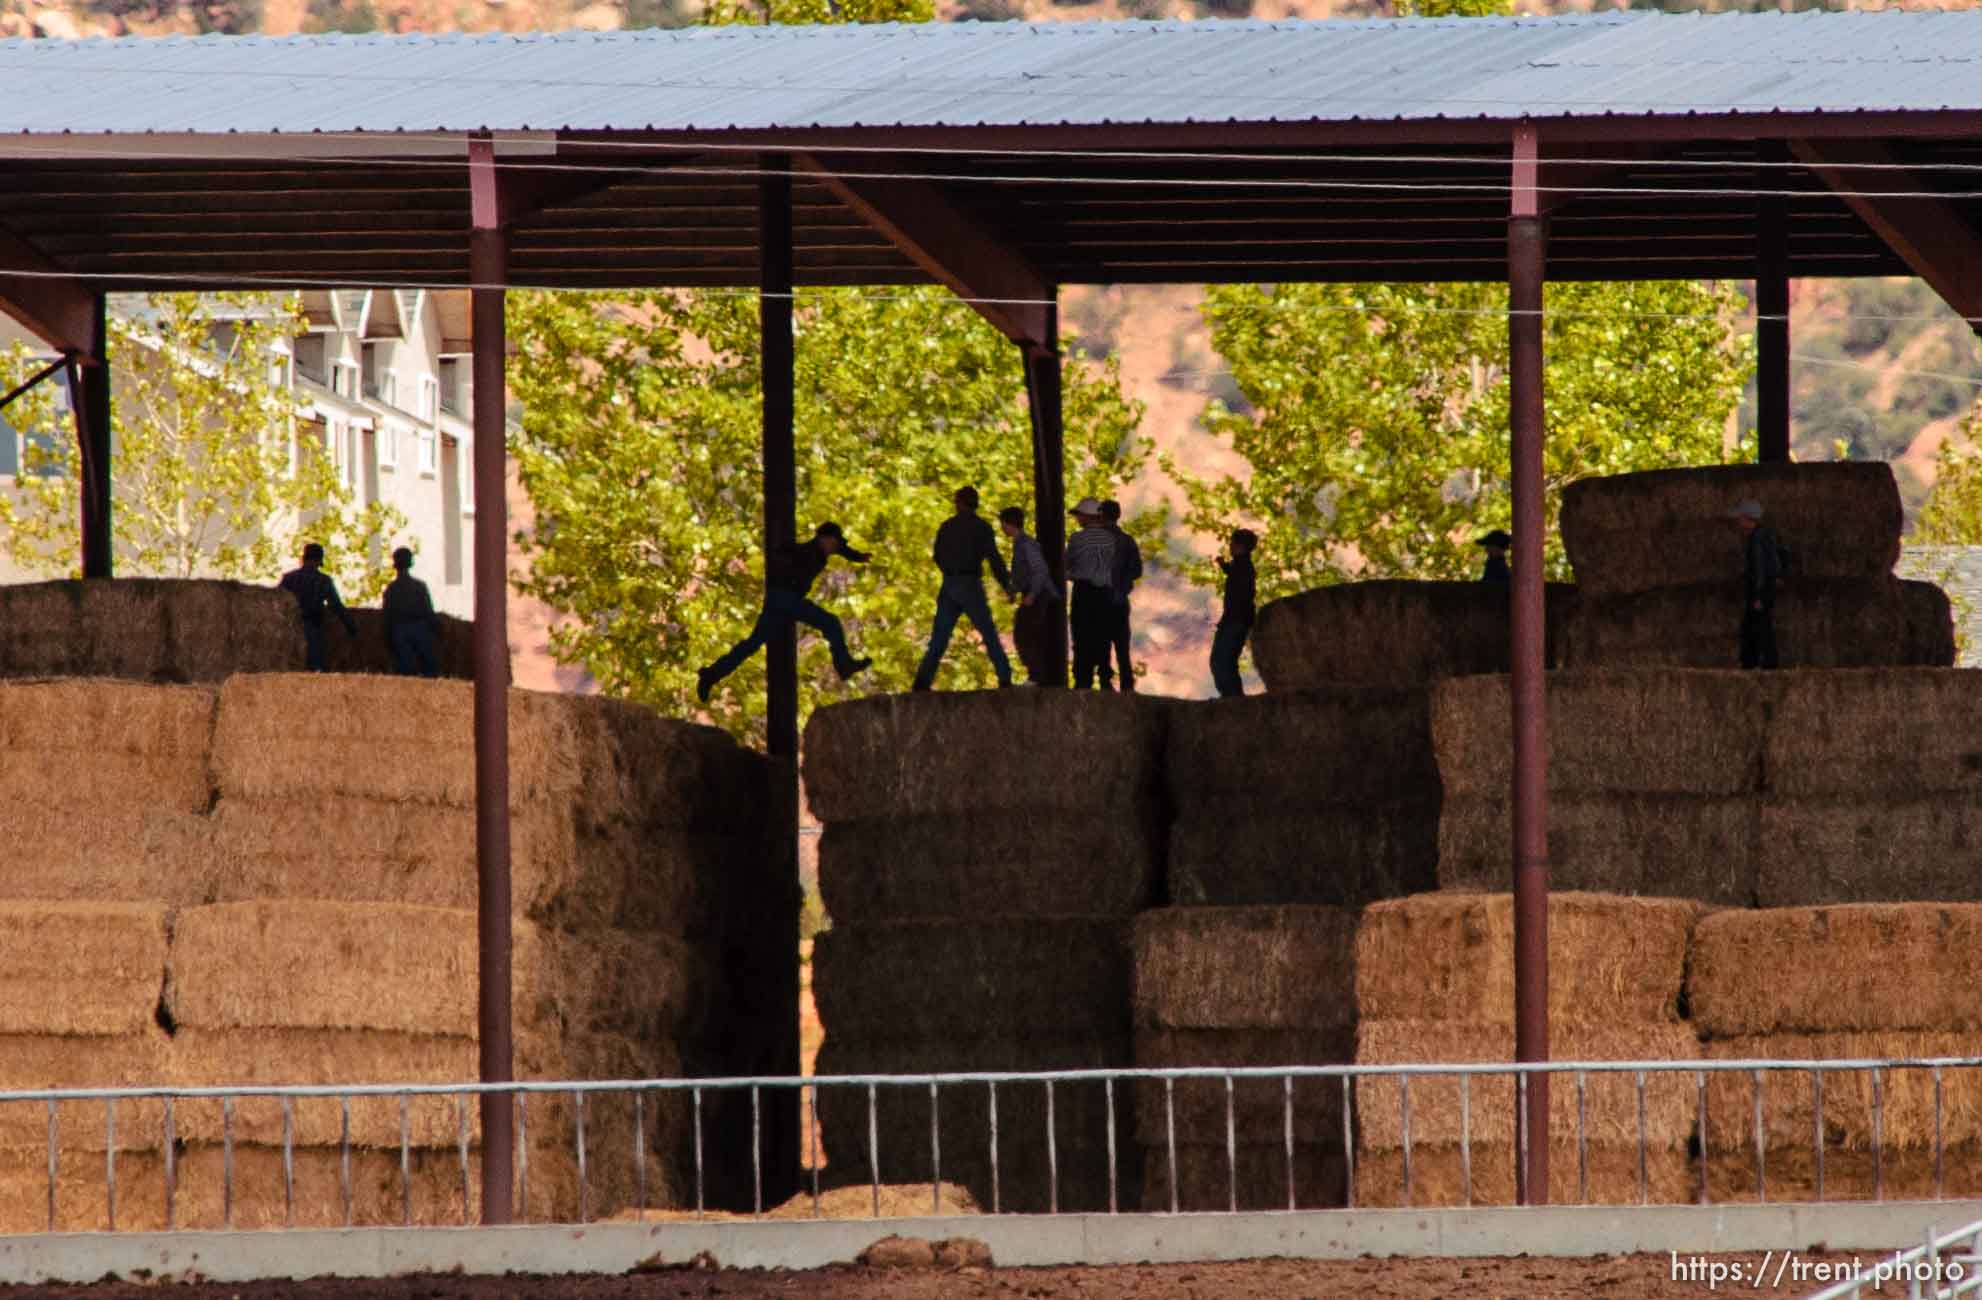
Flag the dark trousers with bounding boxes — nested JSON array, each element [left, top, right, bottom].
[[1739, 602, 1779, 670], [391, 621, 440, 678], [914, 576, 1013, 689], [1099, 598, 1134, 691], [302, 619, 328, 672], [1210, 620, 1251, 697], [1011, 598, 1059, 685], [1071, 583, 1115, 690], [708, 587, 859, 684]]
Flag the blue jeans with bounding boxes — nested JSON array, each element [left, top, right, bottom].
[[391, 621, 440, 678], [707, 587, 859, 684], [1210, 621, 1251, 698], [914, 576, 1012, 689], [302, 620, 328, 672]]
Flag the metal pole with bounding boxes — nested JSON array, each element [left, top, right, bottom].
[[75, 294, 112, 579], [1756, 143, 1792, 464], [758, 153, 803, 1208], [1508, 122, 1551, 1207], [1022, 310, 1069, 688], [468, 135, 515, 1226]]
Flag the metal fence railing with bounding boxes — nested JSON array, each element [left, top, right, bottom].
[[1803, 1220, 1982, 1300], [5, 1057, 1982, 1234]]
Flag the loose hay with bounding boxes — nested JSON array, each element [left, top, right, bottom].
[[1432, 671, 1766, 799], [1764, 670, 1982, 799], [1131, 906, 1359, 1031], [818, 811, 1161, 922], [812, 919, 1131, 1042], [1701, 1034, 1982, 1152], [1351, 1144, 1695, 1209], [1131, 1029, 1354, 1144], [802, 692, 1172, 824], [1559, 462, 1902, 598], [1354, 1019, 1700, 1150], [1167, 810, 1437, 908], [1250, 581, 1579, 691], [1164, 688, 1436, 817], [1355, 893, 1703, 1027], [1435, 793, 1758, 906], [0, 903, 169, 1037], [1558, 579, 1931, 670], [1690, 905, 1982, 1038], [1758, 799, 1982, 908], [1140, 1141, 1345, 1212]]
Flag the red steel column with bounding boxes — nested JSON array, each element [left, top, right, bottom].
[[1022, 297, 1068, 687], [468, 134, 515, 1226], [1756, 143, 1792, 463], [1508, 122, 1551, 1207], [74, 294, 112, 578]]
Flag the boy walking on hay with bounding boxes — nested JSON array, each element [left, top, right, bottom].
[[912, 486, 1015, 691], [383, 547, 440, 678], [698, 522, 874, 703], [1729, 499, 1781, 670], [1065, 498, 1118, 690], [1210, 528, 1257, 698], [279, 542, 358, 673], [1001, 505, 1060, 686]]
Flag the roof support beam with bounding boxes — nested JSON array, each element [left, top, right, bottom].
[[1791, 138, 1982, 335], [795, 152, 1052, 349], [0, 222, 94, 356]]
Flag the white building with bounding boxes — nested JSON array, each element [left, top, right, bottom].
[[0, 288, 477, 617]]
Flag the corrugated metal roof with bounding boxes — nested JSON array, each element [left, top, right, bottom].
[[2, 9, 1982, 137]]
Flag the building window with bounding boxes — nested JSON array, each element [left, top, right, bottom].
[[417, 425, 438, 476], [439, 359, 464, 416], [361, 343, 381, 401], [420, 376, 438, 423], [332, 360, 359, 401], [294, 335, 328, 386], [379, 423, 401, 470]]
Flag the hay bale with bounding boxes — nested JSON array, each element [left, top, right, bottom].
[[1355, 893, 1702, 1026], [1131, 1029, 1354, 1145], [1435, 793, 1758, 906], [1169, 812, 1437, 909], [1757, 799, 1982, 908], [564, 695, 772, 834], [1901, 580, 1957, 667], [168, 1144, 474, 1230], [1701, 1033, 1982, 1153], [1165, 688, 1436, 817], [0, 678, 216, 812], [1351, 1144, 1695, 1208], [326, 609, 475, 680], [0, 1149, 168, 1234], [1690, 905, 1982, 1039], [1354, 1019, 1700, 1151], [0, 1034, 170, 1152], [812, 920, 1130, 1042], [1140, 1142, 1346, 1212], [1765, 670, 1982, 799], [1131, 906, 1358, 1031], [211, 675, 582, 807], [813, 1034, 1135, 1215], [0, 904, 168, 1037], [802, 692, 1171, 824], [168, 901, 712, 1042], [817, 811, 1160, 922], [0, 804, 214, 906], [1250, 580, 1579, 691], [1558, 578, 1923, 670], [1703, 1142, 1982, 1204], [1433, 671, 1766, 799], [0, 582, 85, 677], [1559, 462, 1902, 598]]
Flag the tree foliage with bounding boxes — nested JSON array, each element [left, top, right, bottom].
[[510, 287, 1151, 743], [1913, 408, 1982, 545], [1164, 280, 1755, 601], [0, 293, 404, 601]]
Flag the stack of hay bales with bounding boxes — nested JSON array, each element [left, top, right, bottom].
[[188, 674, 785, 1220], [1691, 905, 1982, 1200], [804, 692, 1164, 1213], [1251, 580, 1579, 690], [1757, 670, 1982, 906], [1432, 671, 1765, 905], [1353, 893, 1701, 1206], [0, 579, 474, 683], [1165, 689, 1437, 906], [1130, 907, 1356, 1210], [1557, 463, 1950, 669]]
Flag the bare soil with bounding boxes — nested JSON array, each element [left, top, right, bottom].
[[12, 1250, 1857, 1298]]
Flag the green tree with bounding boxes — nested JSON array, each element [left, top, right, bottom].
[[0, 293, 405, 601], [1164, 280, 1754, 600], [1914, 410, 1982, 545], [510, 287, 1151, 743]]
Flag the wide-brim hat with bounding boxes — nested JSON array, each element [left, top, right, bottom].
[[1070, 497, 1104, 517]]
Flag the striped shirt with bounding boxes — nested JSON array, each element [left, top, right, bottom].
[[1009, 532, 1058, 602], [1064, 524, 1117, 589]]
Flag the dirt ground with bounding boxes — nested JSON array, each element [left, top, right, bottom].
[[11, 1250, 1869, 1299]]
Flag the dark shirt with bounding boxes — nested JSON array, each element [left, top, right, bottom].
[[279, 565, 356, 632], [1744, 525, 1782, 607], [1109, 525, 1144, 604], [932, 512, 1012, 591], [766, 538, 869, 598], [1217, 553, 1256, 628], [1481, 553, 1511, 584], [383, 573, 437, 630]]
